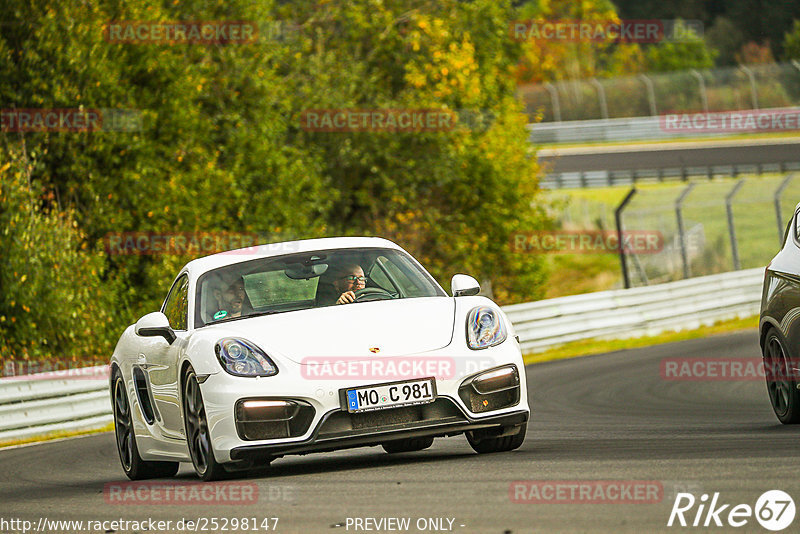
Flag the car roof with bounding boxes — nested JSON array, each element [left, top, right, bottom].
[[181, 236, 406, 278]]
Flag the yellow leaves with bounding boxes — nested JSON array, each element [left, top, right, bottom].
[[0, 162, 10, 173], [19, 275, 27, 283], [147, 211, 153, 217], [22, 305, 30, 313]]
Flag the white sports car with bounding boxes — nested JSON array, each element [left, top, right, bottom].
[[110, 237, 529, 480]]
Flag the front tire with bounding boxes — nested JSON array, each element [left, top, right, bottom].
[[381, 436, 434, 454], [182, 367, 227, 481], [763, 329, 800, 424], [112, 371, 179, 480], [466, 423, 526, 454]]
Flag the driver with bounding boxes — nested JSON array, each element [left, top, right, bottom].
[[330, 263, 367, 305]]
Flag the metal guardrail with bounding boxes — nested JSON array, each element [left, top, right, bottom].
[[0, 268, 764, 443], [0, 367, 111, 443], [527, 114, 721, 145], [503, 267, 763, 354]]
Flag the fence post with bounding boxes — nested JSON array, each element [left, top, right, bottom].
[[775, 174, 793, 244], [675, 182, 696, 279], [690, 69, 708, 113], [615, 188, 637, 289], [740, 66, 759, 110], [590, 78, 609, 120], [544, 82, 561, 122], [726, 179, 745, 270], [638, 74, 657, 116]]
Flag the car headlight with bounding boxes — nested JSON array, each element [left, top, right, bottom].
[[215, 338, 278, 377], [466, 306, 507, 350]]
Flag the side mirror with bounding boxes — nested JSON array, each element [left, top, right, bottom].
[[451, 274, 481, 297], [135, 312, 176, 344]]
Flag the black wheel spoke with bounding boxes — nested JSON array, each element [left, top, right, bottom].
[[184, 372, 211, 474], [765, 335, 795, 417], [113, 378, 134, 471]]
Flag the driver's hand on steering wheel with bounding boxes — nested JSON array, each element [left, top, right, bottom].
[[336, 291, 356, 305]]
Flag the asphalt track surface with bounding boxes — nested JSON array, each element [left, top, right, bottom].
[[537, 138, 800, 174], [3, 329, 800, 533]]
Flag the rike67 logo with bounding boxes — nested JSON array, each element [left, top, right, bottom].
[[668, 490, 795, 531]]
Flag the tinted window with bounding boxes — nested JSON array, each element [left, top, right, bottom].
[[163, 275, 189, 330], [795, 210, 800, 242]]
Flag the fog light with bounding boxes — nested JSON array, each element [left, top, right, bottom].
[[235, 399, 315, 441], [240, 400, 298, 421], [473, 367, 517, 394], [458, 365, 520, 414]]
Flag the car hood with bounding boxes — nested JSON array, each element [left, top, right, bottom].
[[209, 297, 456, 364]]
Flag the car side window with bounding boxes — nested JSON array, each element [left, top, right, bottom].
[[163, 275, 189, 331], [795, 210, 800, 242]]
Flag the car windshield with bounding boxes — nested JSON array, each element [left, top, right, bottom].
[[194, 247, 446, 327]]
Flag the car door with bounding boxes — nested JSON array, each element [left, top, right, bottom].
[[145, 273, 190, 441]]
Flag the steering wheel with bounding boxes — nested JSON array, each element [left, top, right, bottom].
[[353, 287, 395, 302]]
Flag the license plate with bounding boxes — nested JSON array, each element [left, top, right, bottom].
[[344, 378, 436, 413]]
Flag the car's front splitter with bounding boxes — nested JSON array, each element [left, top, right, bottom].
[[228, 407, 528, 461]]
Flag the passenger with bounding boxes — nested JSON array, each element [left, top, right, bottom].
[[221, 276, 246, 317], [210, 273, 247, 320]]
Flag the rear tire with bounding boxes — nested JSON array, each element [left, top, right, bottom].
[[763, 329, 800, 424], [183, 366, 228, 481], [112, 370, 179, 480], [381, 436, 434, 454], [466, 423, 526, 454]]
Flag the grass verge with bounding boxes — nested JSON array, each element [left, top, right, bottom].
[[0, 422, 114, 449], [523, 314, 758, 366]]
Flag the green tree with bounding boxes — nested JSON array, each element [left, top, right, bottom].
[[0, 144, 121, 362], [784, 20, 800, 59], [644, 21, 716, 72]]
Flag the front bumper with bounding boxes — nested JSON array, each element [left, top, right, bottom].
[[231, 404, 528, 460], [199, 340, 530, 463]]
